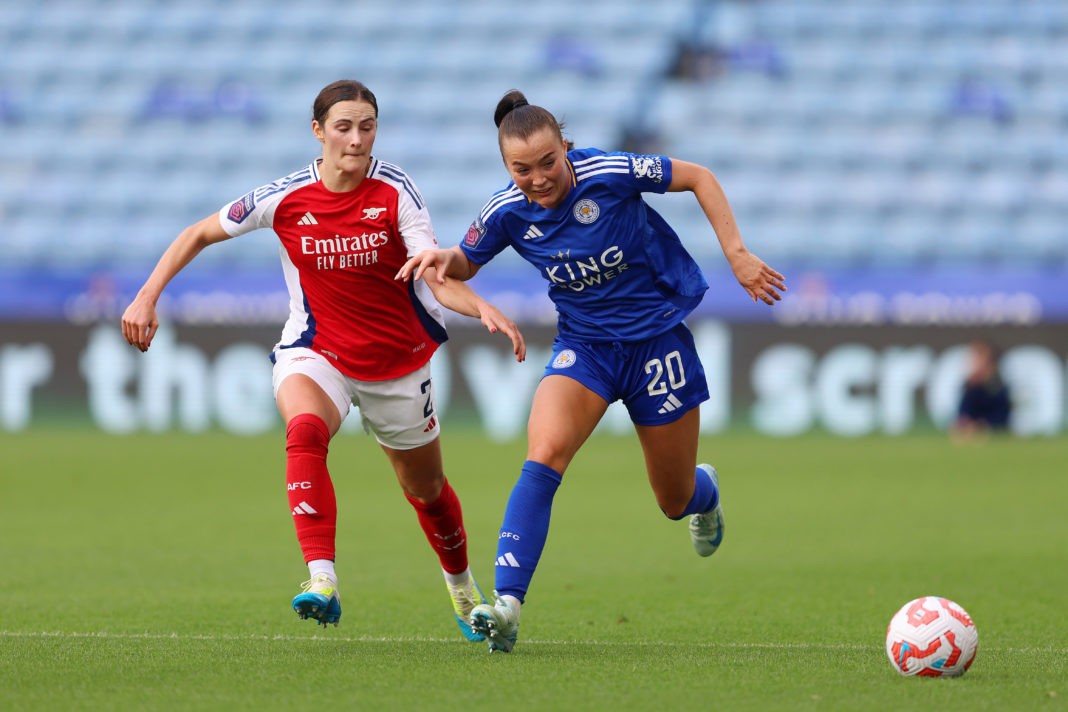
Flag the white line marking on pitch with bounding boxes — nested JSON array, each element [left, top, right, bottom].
[[0, 630, 1062, 654]]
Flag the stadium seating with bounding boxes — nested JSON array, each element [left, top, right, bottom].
[[656, 4, 1066, 264], [0, 0, 1065, 274]]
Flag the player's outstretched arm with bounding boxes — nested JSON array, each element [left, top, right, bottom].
[[396, 246, 479, 284], [423, 267, 525, 362], [121, 214, 232, 351], [669, 159, 787, 305]]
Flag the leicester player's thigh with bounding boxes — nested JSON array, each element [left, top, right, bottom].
[[619, 323, 710, 425], [540, 323, 709, 424]]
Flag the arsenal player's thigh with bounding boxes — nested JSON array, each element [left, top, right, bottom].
[[351, 363, 445, 500], [272, 347, 351, 434]]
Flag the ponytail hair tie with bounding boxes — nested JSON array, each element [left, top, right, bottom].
[[494, 91, 530, 127]]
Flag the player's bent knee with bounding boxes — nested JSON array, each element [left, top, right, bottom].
[[524, 447, 573, 475], [286, 413, 330, 454], [657, 492, 691, 520]]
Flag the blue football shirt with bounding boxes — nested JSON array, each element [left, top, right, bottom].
[[461, 148, 709, 342]]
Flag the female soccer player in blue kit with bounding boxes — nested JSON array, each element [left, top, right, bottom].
[[398, 90, 786, 652]]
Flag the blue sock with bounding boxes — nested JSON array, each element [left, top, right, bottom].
[[493, 460, 563, 603], [668, 466, 719, 520]]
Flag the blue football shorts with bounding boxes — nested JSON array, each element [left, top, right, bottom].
[[542, 322, 710, 426]]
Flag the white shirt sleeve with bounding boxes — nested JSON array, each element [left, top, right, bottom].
[[395, 179, 440, 257]]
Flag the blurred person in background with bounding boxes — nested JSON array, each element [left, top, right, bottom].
[[952, 339, 1012, 441], [121, 79, 525, 640], [398, 89, 785, 652]]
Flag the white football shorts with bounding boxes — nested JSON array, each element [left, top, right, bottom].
[[271, 347, 440, 450]]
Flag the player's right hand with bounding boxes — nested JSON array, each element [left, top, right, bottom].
[[121, 298, 159, 352], [396, 248, 456, 285]]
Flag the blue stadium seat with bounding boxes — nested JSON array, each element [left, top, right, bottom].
[[1, 0, 1065, 274]]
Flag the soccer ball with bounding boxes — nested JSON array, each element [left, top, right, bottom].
[[885, 596, 978, 677]]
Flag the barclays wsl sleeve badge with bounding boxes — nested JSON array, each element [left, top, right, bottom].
[[572, 198, 600, 225], [464, 217, 487, 247], [227, 191, 256, 224]]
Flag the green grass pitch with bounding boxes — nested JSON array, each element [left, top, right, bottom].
[[2, 428, 1065, 711]]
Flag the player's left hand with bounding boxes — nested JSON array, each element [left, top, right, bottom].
[[478, 302, 526, 362], [730, 251, 787, 305]]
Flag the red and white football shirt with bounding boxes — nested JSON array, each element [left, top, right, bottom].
[[218, 157, 447, 381]]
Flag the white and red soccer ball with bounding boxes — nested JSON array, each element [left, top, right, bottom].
[[885, 596, 978, 677]]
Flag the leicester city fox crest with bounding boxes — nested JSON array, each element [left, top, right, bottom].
[[551, 349, 577, 369], [572, 199, 600, 225]]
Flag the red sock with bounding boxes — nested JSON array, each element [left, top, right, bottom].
[[285, 414, 336, 563], [406, 478, 468, 575]]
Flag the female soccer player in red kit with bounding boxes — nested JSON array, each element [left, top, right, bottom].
[[121, 79, 525, 640]]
